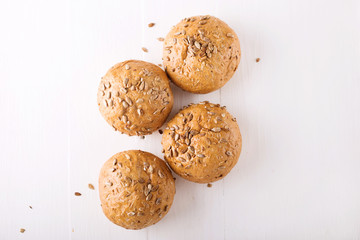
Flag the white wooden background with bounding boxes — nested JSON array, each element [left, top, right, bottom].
[[1, 0, 360, 239]]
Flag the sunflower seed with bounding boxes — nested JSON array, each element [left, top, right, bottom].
[[124, 153, 131, 160], [180, 148, 188, 154], [186, 153, 192, 160], [174, 133, 180, 141], [148, 165, 154, 173], [137, 108, 143, 116], [146, 193, 153, 201], [125, 96, 133, 106], [105, 82, 111, 88], [122, 101, 129, 108], [103, 99, 108, 107], [173, 38, 177, 44], [136, 98, 144, 103], [174, 32, 181, 36], [211, 127, 221, 133], [199, 20, 207, 25], [155, 198, 161, 205], [152, 185, 159, 192], [225, 151, 232, 156], [226, 33, 234, 38], [197, 154, 205, 158], [123, 78, 129, 87], [120, 88, 127, 93], [188, 146, 195, 152], [127, 211, 136, 216], [101, 91, 105, 96], [121, 115, 128, 123], [158, 170, 164, 178], [178, 157, 186, 162], [194, 41, 201, 49], [125, 64, 130, 70]]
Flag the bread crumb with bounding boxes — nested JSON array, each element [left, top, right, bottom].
[[88, 184, 95, 190], [20, 228, 25, 233], [142, 47, 148, 53], [157, 37, 164, 42], [74, 192, 82, 196], [207, 183, 212, 188], [256, 58, 260, 63], [148, 23, 155, 28]]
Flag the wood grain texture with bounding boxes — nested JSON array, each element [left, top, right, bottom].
[[0, 0, 360, 239]]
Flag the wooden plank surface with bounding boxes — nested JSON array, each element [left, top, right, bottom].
[[0, 0, 360, 239]]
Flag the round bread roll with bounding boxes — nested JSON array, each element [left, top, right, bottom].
[[97, 60, 174, 136], [161, 102, 242, 183], [99, 150, 176, 230], [163, 15, 241, 94]]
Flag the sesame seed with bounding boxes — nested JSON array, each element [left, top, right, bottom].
[[142, 47, 148, 52], [148, 22, 155, 27], [88, 184, 95, 190]]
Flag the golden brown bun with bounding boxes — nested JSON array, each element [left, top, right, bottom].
[[161, 102, 242, 183], [99, 150, 176, 230], [163, 15, 241, 94], [97, 60, 174, 136]]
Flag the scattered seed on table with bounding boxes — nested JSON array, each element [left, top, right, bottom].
[[74, 192, 82, 196], [256, 58, 261, 63], [88, 184, 95, 190], [148, 22, 155, 27], [207, 183, 212, 188], [142, 47, 148, 53], [20, 228, 25, 233], [157, 37, 164, 41]]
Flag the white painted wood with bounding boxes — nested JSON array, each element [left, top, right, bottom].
[[0, 0, 359, 239]]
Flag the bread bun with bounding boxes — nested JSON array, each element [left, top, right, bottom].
[[163, 15, 240, 94], [97, 60, 174, 136], [161, 102, 242, 183], [99, 150, 176, 229]]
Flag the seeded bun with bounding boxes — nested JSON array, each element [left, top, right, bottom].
[[97, 60, 174, 136], [99, 150, 176, 230], [161, 102, 242, 183], [163, 15, 241, 94]]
